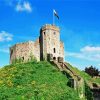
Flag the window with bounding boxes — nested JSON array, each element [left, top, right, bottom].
[[53, 48, 56, 53], [22, 57, 24, 60], [53, 57, 56, 60], [54, 32, 56, 35]]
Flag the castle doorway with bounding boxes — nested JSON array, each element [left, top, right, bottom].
[[53, 57, 56, 61]]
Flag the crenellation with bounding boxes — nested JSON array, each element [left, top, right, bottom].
[[41, 24, 60, 32]]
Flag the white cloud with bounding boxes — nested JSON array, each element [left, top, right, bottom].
[[0, 44, 11, 53], [0, 31, 13, 42], [98, 64, 100, 66], [66, 46, 100, 62], [16, 1, 32, 12], [0, 48, 9, 53], [81, 46, 100, 53]]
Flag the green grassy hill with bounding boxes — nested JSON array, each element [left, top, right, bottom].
[[66, 62, 100, 85], [0, 61, 80, 100]]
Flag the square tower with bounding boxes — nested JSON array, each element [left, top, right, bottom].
[[40, 24, 64, 62]]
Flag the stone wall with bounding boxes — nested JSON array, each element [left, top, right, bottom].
[[60, 41, 64, 59], [10, 24, 64, 63], [33, 38, 40, 61], [40, 24, 64, 62], [10, 40, 40, 64], [15, 42, 30, 62], [10, 45, 16, 64]]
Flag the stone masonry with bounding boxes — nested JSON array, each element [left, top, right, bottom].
[[10, 24, 64, 64]]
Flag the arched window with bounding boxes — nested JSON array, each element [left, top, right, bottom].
[[53, 48, 56, 53]]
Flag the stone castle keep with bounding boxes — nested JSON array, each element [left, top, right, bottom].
[[10, 24, 86, 99], [10, 24, 64, 63]]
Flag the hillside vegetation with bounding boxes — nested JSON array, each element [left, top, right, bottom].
[[66, 62, 100, 85], [0, 61, 80, 100]]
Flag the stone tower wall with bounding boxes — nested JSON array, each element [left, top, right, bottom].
[[15, 42, 30, 62], [40, 24, 63, 61], [10, 40, 40, 64], [60, 41, 64, 59], [10, 45, 16, 64], [33, 39, 40, 61]]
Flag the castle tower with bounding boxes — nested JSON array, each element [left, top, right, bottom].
[[10, 24, 64, 64], [40, 24, 64, 62]]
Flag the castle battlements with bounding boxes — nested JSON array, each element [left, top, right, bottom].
[[41, 24, 60, 32], [10, 41, 34, 48]]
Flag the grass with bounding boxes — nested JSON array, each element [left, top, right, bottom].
[[0, 61, 79, 100], [66, 62, 100, 85]]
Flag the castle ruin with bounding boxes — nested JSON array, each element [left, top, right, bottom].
[[10, 24, 64, 63]]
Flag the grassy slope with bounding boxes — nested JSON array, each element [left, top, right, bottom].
[[66, 62, 100, 85], [0, 61, 79, 100]]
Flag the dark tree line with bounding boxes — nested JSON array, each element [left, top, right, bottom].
[[85, 66, 99, 77]]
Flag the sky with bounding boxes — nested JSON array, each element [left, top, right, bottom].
[[0, 0, 100, 70]]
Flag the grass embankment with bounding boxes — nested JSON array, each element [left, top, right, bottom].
[[0, 61, 79, 100], [66, 62, 100, 85]]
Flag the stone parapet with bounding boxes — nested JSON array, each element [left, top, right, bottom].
[[41, 24, 60, 32]]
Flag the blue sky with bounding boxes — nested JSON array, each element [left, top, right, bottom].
[[0, 0, 100, 70]]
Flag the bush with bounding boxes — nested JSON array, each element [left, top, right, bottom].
[[85, 82, 93, 100]]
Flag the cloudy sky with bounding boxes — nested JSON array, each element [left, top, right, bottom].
[[0, 0, 100, 70]]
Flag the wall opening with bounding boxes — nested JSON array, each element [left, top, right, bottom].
[[44, 32, 45, 35], [53, 57, 56, 60], [54, 32, 56, 35], [53, 48, 56, 53], [22, 57, 24, 61]]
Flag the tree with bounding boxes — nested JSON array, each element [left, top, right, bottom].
[[85, 66, 99, 77]]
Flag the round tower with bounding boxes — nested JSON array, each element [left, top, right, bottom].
[[40, 24, 61, 61]]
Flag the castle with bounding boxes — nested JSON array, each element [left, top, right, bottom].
[[10, 24, 86, 99], [10, 24, 64, 64]]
